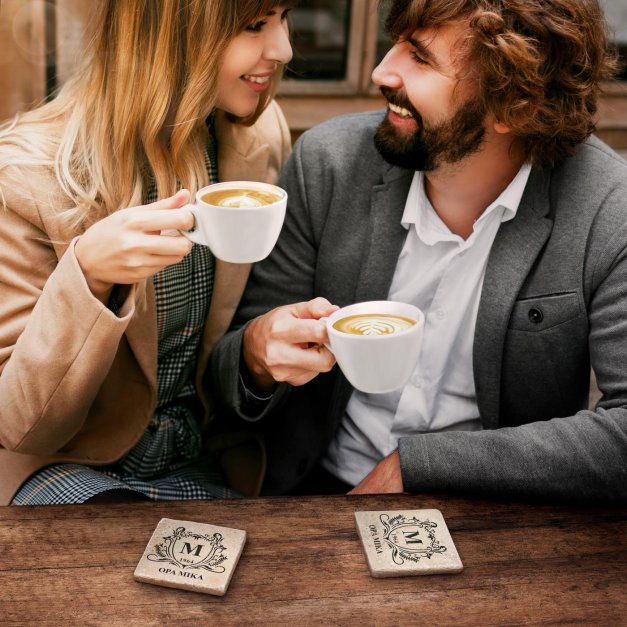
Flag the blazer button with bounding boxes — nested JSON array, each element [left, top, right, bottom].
[[297, 459, 308, 475], [528, 307, 544, 324]]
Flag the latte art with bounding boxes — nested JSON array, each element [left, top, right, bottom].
[[333, 313, 416, 336], [201, 188, 282, 208]]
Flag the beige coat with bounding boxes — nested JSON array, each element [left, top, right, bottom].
[[0, 101, 290, 504]]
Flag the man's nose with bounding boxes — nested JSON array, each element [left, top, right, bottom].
[[371, 44, 403, 89]]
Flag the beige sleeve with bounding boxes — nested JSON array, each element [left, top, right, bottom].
[[0, 199, 135, 455]]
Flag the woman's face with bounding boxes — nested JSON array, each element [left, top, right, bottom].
[[216, 5, 293, 118]]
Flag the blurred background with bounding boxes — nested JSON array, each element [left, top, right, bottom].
[[0, 0, 625, 155]]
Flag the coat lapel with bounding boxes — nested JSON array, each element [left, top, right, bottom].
[[354, 166, 414, 302], [330, 166, 413, 422], [474, 168, 553, 429], [194, 111, 274, 406]]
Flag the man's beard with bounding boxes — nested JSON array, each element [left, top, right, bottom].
[[374, 86, 487, 171]]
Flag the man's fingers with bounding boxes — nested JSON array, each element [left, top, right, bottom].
[[266, 342, 335, 374], [268, 316, 329, 344], [291, 297, 339, 320]]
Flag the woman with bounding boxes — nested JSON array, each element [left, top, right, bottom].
[[0, 0, 295, 505]]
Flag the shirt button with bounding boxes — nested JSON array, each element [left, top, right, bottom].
[[412, 375, 423, 387], [435, 309, 445, 320]]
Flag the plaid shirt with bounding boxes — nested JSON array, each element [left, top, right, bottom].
[[14, 126, 236, 504]]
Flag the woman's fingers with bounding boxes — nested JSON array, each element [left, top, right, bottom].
[[123, 206, 195, 233], [123, 232, 193, 257]]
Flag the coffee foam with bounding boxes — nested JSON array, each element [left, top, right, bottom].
[[201, 188, 282, 208], [333, 313, 416, 336]]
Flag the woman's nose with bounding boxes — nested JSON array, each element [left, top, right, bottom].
[[266, 24, 293, 66]]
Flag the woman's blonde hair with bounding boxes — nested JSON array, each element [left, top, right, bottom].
[[0, 0, 294, 229]]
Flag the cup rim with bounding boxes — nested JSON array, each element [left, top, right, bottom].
[[327, 300, 424, 341], [195, 181, 287, 210]]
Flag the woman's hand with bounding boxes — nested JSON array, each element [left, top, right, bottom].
[[75, 189, 195, 302], [242, 297, 339, 392]]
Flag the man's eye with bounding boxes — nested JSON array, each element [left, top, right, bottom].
[[246, 19, 267, 32], [410, 50, 428, 65]]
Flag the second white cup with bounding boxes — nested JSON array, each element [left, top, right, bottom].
[[326, 300, 425, 394]]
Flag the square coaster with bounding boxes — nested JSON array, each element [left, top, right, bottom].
[[134, 518, 246, 596], [354, 509, 463, 578]]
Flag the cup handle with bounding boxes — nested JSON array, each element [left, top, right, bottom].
[[318, 316, 333, 353], [180, 204, 203, 244]]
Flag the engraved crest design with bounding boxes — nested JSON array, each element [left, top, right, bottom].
[[380, 514, 447, 565], [147, 526, 227, 573]]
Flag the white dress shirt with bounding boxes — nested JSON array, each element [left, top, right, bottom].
[[322, 163, 532, 485]]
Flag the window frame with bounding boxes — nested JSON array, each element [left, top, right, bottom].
[[278, 0, 373, 96]]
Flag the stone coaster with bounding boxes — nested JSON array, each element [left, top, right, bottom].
[[354, 509, 463, 578], [134, 518, 246, 596]]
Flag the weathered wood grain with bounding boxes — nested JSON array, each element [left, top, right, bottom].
[[0, 494, 624, 625]]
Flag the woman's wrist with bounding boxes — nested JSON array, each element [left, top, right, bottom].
[[74, 237, 114, 304]]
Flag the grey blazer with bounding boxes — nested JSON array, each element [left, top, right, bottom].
[[211, 111, 627, 502]]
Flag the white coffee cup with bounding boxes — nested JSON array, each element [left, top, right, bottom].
[[182, 181, 287, 263], [326, 300, 424, 394]]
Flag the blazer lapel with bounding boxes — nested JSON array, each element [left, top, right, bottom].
[[354, 166, 414, 302], [330, 166, 413, 422], [474, 168, 553, 429]]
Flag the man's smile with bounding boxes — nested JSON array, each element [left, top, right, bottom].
[[388, 102, 414, 119]]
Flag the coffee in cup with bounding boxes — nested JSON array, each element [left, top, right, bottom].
[[182, 181, 287, 263], [326, 301, 424, 394], [200, 188, 283, 208], [332, 313, 417, 336]]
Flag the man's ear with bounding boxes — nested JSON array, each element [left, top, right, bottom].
[[493, 100, 540, 134], [493, 121, 511, 134]]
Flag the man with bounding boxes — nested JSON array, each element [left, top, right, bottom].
[[210, 0, 627, 502]]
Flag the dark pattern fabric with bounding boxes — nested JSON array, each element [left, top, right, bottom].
[[13, 126, 236, 505]]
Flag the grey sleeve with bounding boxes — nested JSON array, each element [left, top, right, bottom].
[[399, 410, 627, 502], [399, 198, 627, 503]]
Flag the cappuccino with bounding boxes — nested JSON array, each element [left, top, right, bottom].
[[333, 313, 416, 336], [182, 180, 287, 262], [201, 188, 282, 208]]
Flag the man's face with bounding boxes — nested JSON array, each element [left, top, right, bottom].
[[372, 23, 486, 171]]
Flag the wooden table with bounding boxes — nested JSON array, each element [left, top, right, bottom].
[[0, 494, 625, 625]]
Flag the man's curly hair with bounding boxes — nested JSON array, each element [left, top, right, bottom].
[[382, 0, 619, 167]]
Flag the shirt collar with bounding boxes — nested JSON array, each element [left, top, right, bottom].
[[401, 162, 532, 233]]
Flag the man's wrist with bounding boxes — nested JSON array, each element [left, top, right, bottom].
[[239, 351, 277, 398], [242, 322, 277, 393]]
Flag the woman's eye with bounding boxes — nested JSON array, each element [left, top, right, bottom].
[[246, 20, 267, 33]]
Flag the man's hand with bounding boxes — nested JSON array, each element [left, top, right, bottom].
[[349, 449, 405, 495], [242, 297, 340, 391]]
